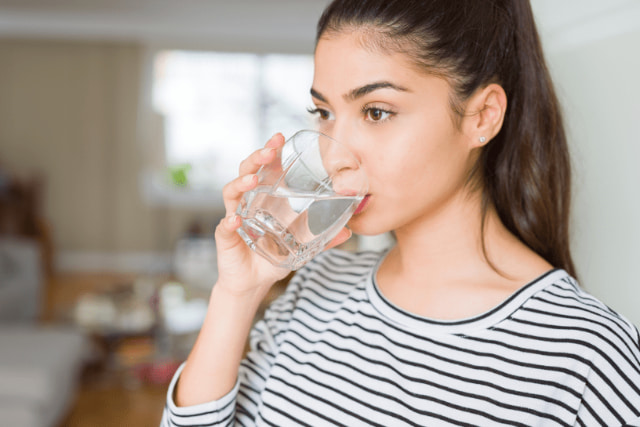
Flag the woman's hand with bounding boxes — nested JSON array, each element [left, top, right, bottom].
[[175, 133, 352, 407], [213, 132, 352, 299], [214, 133, 288, 297]]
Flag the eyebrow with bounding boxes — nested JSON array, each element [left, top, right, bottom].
[[310, 81, 409, 104]]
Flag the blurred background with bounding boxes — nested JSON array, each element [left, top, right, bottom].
[[0, 0, 638, 426]]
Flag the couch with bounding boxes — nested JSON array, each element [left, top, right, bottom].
[[0, 237, 87, 427]]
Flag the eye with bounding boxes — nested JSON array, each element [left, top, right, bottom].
[[307, 107, 334, 121], [363, 107, 394, 122]]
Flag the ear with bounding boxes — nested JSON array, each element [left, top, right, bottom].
[[462, 83, 507, 148]]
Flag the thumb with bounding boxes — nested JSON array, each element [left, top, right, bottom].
[[325, 227, 353, 250]]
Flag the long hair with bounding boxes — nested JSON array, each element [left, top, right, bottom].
[[317, 0, 577, 278]]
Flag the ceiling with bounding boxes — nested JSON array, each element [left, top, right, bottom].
[[0, 0, 638, 53]]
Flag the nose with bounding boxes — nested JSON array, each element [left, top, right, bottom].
[[321, 140, 358, 176], [318, 128, 359, 175], [318, 133, 366, 196], [324, 120, 362, 167]]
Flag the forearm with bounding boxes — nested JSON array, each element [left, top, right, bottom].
[[170, 133, 292, 408], [174, 283, 268, 406]]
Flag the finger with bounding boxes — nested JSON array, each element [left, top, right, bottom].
[[238, 133, 285, 176], [214, 214, 245, 252], [265, 132, 286, 149], [238, 147, 275, 177], [222, 173, 258, 215], [324, 227, 353, 250]]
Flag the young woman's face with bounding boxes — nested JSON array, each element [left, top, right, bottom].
[[311, 32, 478, 236]]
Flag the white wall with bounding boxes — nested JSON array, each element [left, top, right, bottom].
[[547, 29, 640, 326]]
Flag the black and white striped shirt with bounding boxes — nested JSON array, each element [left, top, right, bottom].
[[162, 249, 640, 426]]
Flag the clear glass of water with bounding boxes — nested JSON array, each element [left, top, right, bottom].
[[236, 130, 368, 270]]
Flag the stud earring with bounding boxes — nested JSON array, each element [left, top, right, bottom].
[[479, 136, 487, 143]]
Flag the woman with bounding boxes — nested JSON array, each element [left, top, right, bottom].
[[162, 0, 640, 425]]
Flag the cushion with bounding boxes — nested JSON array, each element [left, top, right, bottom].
[[0, 325, 87, 427], [0, 238, 43, 322]]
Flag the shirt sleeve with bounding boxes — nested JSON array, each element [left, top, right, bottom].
[[160, 270, 304, 427], [161, 363, 240, 426], [575, 325, 640, 426]]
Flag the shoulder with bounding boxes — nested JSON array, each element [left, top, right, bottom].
[[525, 272, 640, 364], [534, 274, 640, 421], [261, 249, 384, 343], [308, 248, 383, 273], [269, 249, 383, 308], [294, 248, 383, 289], [275, 249, 382, 308], [537, 274, 639, 339]]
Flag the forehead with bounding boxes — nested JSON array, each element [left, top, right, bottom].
[[313, 32, 424, 94]]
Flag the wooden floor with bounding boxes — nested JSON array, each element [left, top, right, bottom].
[[61, 382, 167, 427], [47, 273, 169, 427]]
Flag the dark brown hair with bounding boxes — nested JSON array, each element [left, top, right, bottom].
[[317, 0, 576, 277]]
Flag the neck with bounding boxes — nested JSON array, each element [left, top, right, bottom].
[[382, 187, 545, 288], [376, 189, 552, 320], [392, 190, 488, 276]]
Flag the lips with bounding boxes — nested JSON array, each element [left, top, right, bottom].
[[353, 195, 371, 215]]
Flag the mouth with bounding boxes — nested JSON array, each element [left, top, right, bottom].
[[353, 194, 371, 215]]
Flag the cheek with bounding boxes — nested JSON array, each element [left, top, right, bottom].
[[376, 133, 471, 203], [357, 109, 470, 195]]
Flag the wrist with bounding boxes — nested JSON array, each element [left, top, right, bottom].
[[210, 280, 270, 312]]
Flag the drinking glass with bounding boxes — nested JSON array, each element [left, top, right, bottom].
[[236, 130, 368, 270]]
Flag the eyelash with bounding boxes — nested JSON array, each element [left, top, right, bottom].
[[306, 106, 332, 121], [306, 105, 396, 123], [361, 105, 395, 123]]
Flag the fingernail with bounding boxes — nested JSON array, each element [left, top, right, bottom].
[[227, 215, 239, 226], [260, 147, 273, 156], [242, 174, 255, 185]]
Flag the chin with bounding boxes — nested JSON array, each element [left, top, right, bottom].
[[348, 213, 392, 237]]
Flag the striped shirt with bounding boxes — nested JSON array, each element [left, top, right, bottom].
[[162, 249, 640, 426]]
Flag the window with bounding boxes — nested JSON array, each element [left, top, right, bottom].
[[143, 50, 315, 207]]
